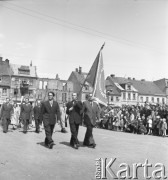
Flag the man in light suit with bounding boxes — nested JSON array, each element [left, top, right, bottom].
[[0, 98, 13, 133], [81, 93, 100, 148], [33, 100, 42, 133], [20, 97, 33, 134], [66, 93, 83, 149], [41, 91, 61, 149]]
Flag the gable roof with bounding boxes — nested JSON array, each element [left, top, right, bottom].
[[72, 71, 88, 85], [105, 79, 121, 96], [10, 64, 37, 78], [0, 63, 12, 76], [108, 76, 165, 96]]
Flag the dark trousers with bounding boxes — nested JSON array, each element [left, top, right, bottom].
[[83, 125, 95, 146], [44, 124, 55, 145], [23, 119, 29, 133], [35, 118, 41, 132], [69, 123, 79, 146], [3, 118, 10, 133]]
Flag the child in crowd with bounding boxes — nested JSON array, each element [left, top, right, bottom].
[[162, 118, 167, 137], [147, 115, 153, 135]]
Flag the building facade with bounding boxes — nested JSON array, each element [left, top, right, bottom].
[[36, 75, 74, 104], [106, 75, 167, 106], [0, 58, 11, 104], [68, 67, 93, 102], [9, 63, 38, 103]]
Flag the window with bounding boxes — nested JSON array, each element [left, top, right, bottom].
[[157, 98, 159, 103], [2, 88, 7, 96], [123, 92, 126, 100], [133, 93, 136, 100], [29, 79, 33, 86], [85, 85, 89, 90], [140, 97, 143, 102], [39, 81, 43, 89], [116, 97, 119, 102], [43, 81, 47, 89], [128, 93, 131, 100], [151, 97, 154, 103], [127, 85, 131, 90], [162, 98, 165, 104], [146, 97, 149, 102], [111, 96, 114, 102], [0, 76, 2, 82]]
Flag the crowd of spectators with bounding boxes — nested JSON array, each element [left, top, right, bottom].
[[97, 102, 168, 137]]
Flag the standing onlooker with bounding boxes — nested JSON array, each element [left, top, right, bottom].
[[147, 115, 153, 135], [0, 98, 13, 133], [162, 118, 167, 137]]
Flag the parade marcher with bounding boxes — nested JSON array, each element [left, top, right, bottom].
[[0, 98, 13, 133], [11, 103, 20, 130], [20, 97, 33, 134], [66, 93, 83, 149], [59, 102, 68, 133], [33, 100, 42, 133], [41, 91, 61, 149], [81, 93, 100, 148]]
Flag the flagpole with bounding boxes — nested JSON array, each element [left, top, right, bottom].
[[78, 43, 105, 100]]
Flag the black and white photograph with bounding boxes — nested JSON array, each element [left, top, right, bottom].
[[0, 0, 168, 179]]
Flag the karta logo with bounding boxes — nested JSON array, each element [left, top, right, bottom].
[[95, 158, 167, 179]]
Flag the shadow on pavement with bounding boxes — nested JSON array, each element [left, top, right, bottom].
[[36, 142, 49, 149], [59, 141, 86, 148]]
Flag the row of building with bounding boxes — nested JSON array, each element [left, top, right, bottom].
[[0, 56, 168, 106]]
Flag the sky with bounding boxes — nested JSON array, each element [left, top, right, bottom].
[[0, 0, 168, 81]]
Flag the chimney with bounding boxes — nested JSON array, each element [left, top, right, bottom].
[[79, 66, 82, 74], [75, 68, 78, 72], [133, 78, 135, 80], [5, 59, 9, 65], [128, 77, 131, 80], [110, 74, 115, 78], [0, 57, 2, 62]]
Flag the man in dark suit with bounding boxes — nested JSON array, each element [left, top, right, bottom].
[[20, 97, 33, 134], [81, 93, 100, 148], [0, 98, 13, 133], [66, 93, 82, 149], [33, 100, 42, 133], [41, 91, 61, 149]]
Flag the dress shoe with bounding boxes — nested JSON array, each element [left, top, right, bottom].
[[48, 142, 54, 149], [73, 144, 78, 149], [89, 144, 96, 148]]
